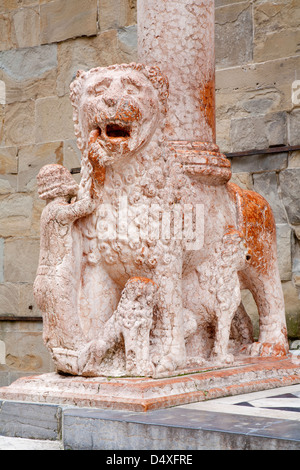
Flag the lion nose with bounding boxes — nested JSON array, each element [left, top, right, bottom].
[[103, 96, 117, 107]]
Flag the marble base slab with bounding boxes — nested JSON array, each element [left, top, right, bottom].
[[0, 356, 299, 412]]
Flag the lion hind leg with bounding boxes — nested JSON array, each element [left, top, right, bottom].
[[242, 268, 289, 358]]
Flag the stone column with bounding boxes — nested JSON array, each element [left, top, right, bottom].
[[138, 0, 231, 185], [138, 0, 216, 143]]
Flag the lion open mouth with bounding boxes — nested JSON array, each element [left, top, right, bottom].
[[105, 123, 131, 139]]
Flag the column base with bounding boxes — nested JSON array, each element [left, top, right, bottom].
[[167, 141, 232, 185]]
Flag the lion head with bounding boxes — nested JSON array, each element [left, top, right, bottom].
[[70, 63, 169, 169]]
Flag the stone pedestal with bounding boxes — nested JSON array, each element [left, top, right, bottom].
[[0, 357, 299, 412]]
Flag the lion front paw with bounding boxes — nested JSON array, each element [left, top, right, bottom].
[[126, 360, 156, 377], [244, 341, 288, 358], [210, 350, 235, 365], [155, 355, 178, 376], [78, 339, 107, 374]]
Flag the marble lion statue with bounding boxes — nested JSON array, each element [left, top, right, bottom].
[[34, 62, 289, 378]]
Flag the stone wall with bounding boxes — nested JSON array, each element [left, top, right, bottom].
[[0, 0, 299, 384], [214, 0, 300, 339]]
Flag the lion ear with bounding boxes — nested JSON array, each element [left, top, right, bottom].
[[70, 70, 87, 106], [70, 70, 85, 85], [76, 70, 85, 79]]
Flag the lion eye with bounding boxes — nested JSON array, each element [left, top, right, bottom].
[[87, 86, 106, 96], [87, 78, 112, 96], [95, 86, 107, 95]]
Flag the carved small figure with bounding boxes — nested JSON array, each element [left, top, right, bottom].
[[195, 230, 250, 364], [80, 277, 158, 377], [33, 164, 99, 375]]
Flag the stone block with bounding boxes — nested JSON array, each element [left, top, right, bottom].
[[63, 139, 81, 181], [0, 13, 16, 51], [0, 340, 5, 364], [254, 0, 299, 37], [98, 0, 137, 31], [62, 141, 81, 183], [216, 57, 299, 120], [0, 238, 4, 284], [4, 238, 40, 283], [0, 283, 19, 315], [35, 96, 74, 143], [240, 95, 279, 116], [18, 283, 41, 317], [40, 0, 98, 45], [18, 142, 63, 192], [0, 44, 57, 82], [294, 227, 300, 241], [230, 153, 287, 174], [215, 2, 253, 68], [0, 45, 57, 104], [279, 169, 300, 224], [230, 112, 287, 152], [0, 0, 19, 12], [0, 80, 5, 105], [215, 0, 245, 5], [0, 401, 61, 440], [17, 0, 39, 5], [30, 194, 45, 238], [0, 282, 41, 317], [242, 279, 300, 339], [227, 56, 299, 92], [293, 258, 300, 276], [0, 175, 17, 195], [0, 147, 17, 174], [216, 119, 231, 153], [282, 281, 300, 338], [254, 28, 300, 63], [216, 86, 283, 123], [253, 172, 287, 223], [62, 399, 300, 450], [117, 25, 137, 61], [0, 193, 33, 237], [0, 105, 3, 147], [0, 320, 53, 381], [276, 224, 292, 281], [253, 0, 300, 67], [289, 109, 300, 147], [0, 0, 39, 10], [230, 172, 253, 191], [0, 320, 51, 379], [3, 100, 35, 147], [11, 6, 40, 49], [288, 151, 300, 169], [56, 30, 121, 97]]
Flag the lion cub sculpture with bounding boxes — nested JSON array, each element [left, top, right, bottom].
[[34, 62, 288, 377]]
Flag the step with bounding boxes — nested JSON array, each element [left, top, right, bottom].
[[0, 384, 299, 450]]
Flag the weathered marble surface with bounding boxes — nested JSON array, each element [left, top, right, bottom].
[[138, 0, 216, 142]]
